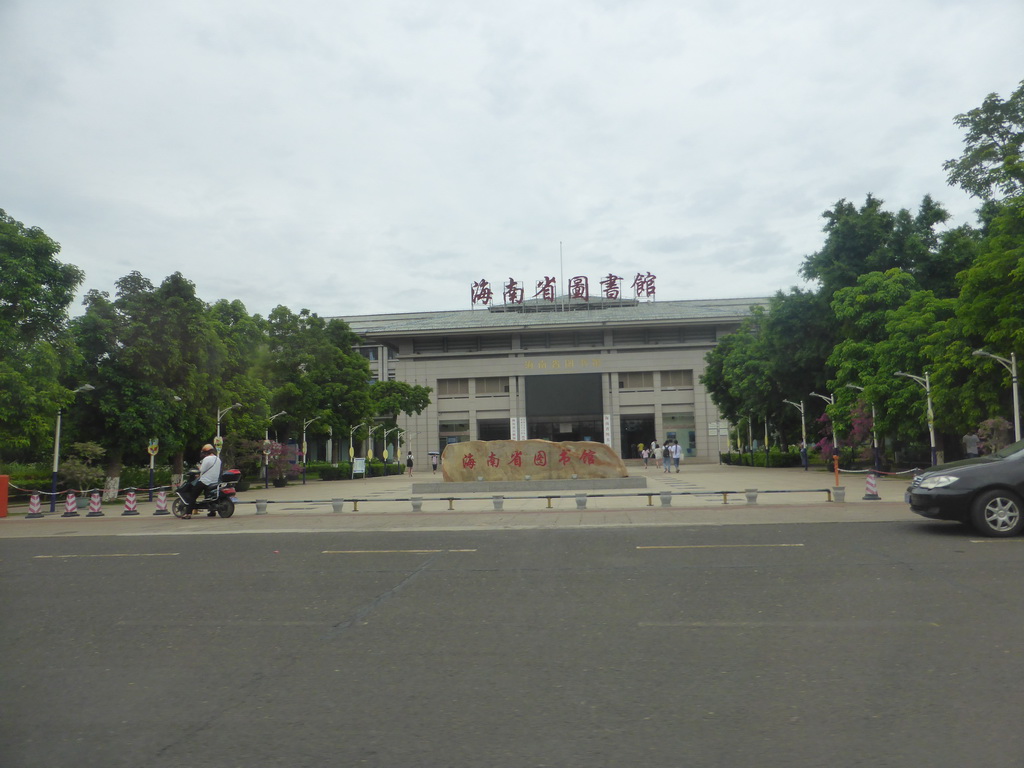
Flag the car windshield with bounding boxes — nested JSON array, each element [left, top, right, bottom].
[[991, 438, 1024, 459]]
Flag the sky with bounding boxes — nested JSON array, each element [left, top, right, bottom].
[[3, 0, 1023, 319]]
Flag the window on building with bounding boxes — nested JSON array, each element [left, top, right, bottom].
[[437, 378, 469, 396], [660, 370, 694, 389], [439, 419, 470, 452], [477, 419, 511, 440], [476, 377, 509, 395], [618, 372, 654, 390]]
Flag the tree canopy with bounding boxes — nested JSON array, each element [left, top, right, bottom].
[[705, 82, 1024, 460]]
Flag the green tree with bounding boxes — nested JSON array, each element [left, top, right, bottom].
[[68, 272, 252, 482], [944, 79, 1024, 201], [265, 307, 373, 443], [369, 381, 433, 421], [0, 210, 84, 461]]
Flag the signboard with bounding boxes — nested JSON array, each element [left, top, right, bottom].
[[147, 438, 159, 457], [351, 458, 366, 478], [213, 435, 224, 451], [471, 272, 657, 306]]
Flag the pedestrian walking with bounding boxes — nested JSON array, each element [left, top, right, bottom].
[[406, 451, 414, 476], [641, 447, 650, 468], [670, 440, 682, 472], [431, 454, 439, 474], [661, 443, 671, 473]]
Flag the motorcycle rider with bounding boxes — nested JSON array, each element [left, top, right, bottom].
[[178, 443, 222, 519]]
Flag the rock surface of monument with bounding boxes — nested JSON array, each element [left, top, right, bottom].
[[441, 440, 628, 482]]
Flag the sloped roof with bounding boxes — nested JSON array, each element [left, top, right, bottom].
[[335, 296, 768, 338]]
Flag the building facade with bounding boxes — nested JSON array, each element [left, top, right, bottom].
[[339, 296, 767, 463]]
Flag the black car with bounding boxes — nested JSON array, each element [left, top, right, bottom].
[[907, 439, 1024, 537]]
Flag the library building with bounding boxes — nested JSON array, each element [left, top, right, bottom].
[[338, 282, 767, 464]]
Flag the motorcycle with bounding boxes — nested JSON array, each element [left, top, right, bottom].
[[172, 468, 242, 518]]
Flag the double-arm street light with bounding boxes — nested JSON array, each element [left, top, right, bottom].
[[263, 411, 288, 488], [366, 425, 381, 461], [782, 399, 807, 470], [972, 349, 1020, 442], [382, 427, 402, 463], [348, 423, 366, 478], [216, 402, 243, 440], [50, 384, 95, 514], [846, 384, 881, 471], [302, 416, 321, 484], [895, 371, 937, 466]]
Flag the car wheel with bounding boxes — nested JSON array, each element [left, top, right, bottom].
[[970, 489, 1024, 537]]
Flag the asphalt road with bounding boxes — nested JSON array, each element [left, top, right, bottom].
[[2, 519, 1022, 768]]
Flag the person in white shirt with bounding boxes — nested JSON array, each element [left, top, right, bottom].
[[179, 444, 222, 519], [670, 440, 683, 472]]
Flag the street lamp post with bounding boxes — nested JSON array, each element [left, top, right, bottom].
[[972, 349, 1021, 443], [383, 427, 401, 465], [809, 390, 836, 452], [348, 423, 366, 478], [846, 384, 881, 471], [782, 399, 807, 471], [896, 371, 937, 466], [366, 425, 381, 462], [264, 411, 287, 488], [302, 416, 320, 485], [216, 402, 243, 440], [49, 384, 95, 514]]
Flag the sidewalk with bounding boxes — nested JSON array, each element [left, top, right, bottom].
[[0, 462, 914, 538]]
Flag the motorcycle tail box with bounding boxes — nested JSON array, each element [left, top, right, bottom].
[[220, 469, 241, 483]]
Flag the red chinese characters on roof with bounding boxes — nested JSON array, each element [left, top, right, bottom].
[[503, 278, 524, 305], [471, 279, 493, 306], [534, 276, 557, 302], [568, 276, 589, 301], [600, 274, 622, 299], [632, 271, 656, 298]]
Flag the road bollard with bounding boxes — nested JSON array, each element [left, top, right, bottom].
[[575, 493, 587, 510], [745, 489, 758, 505], [410, 496, 423, 512], [121, 488, 139, 516], [27, 493, 43, 519], [62, 492, 79, 518], [86, 492, 104, 517], [153, 490, 170, 515], [833, 486, 846, 503], [863, 472, 881, 500], [331, 499, 345, 513], [659, 491, 672, 507], [492, 495, 504, 511], [255, 499, 268, 515]]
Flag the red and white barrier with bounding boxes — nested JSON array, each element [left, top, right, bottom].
[[27, 494, 43, 519], [121, 489, 139, 516], [87, 491, 104, 517], [153, 490, 169, 516], [62, 492, 79, 518]]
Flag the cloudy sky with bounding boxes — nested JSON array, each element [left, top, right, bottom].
[[3, 0, 1022, 319]]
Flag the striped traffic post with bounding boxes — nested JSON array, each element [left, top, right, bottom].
[[153, 489, 170, 515], [62, 492, 79, 518], [27, 494, 43, 519], [86, 491, 104, 517], [862, 471, 881, 500], [121, 488, 139, 516]]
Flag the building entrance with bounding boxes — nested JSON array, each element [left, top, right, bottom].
[[524, 373, 603, 443], [620, 415, 654, 458]]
